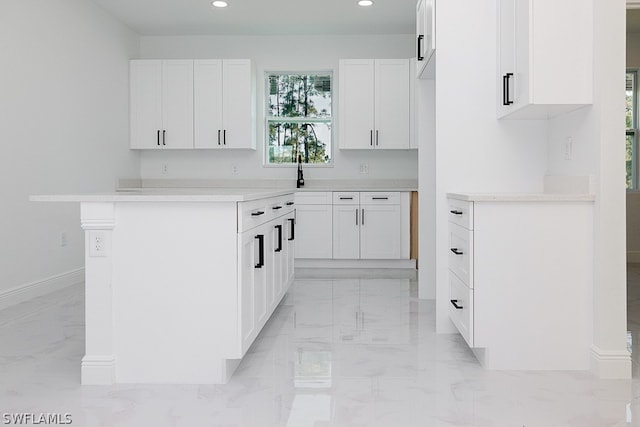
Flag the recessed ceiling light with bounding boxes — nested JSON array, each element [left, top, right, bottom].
[[212, 1, 228, 7], [358, 0, 374, 6]]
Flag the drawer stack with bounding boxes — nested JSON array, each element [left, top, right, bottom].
[[447, 198, 474, 347]]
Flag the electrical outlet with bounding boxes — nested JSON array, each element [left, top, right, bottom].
[[232, 165, 239, 174], [564, 137, 573, 160], [60, 231, 67, 247], [89, 231, 107, 257], [162, 164, 169, 174], [359, 163, 369, 174]]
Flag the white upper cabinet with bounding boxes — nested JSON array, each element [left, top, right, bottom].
[[130, 60, 194, 149], [339, 59, 411, 150], [194, 59, 255, 149], [497, 0, 592, 119], [415, 0, 436, 79]]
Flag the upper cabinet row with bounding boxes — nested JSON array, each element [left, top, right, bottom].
[[339, 59, 415, 150], [130, 59, 256, 149], [497, 0, 592, 119], [415, 0, 436, 79]]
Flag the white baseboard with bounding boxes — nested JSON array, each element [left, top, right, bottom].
[[81, 355, 116, 385], [295, 258, 416, 269], [590, 345, 632, 379], [628, 251, 640, 263], [0, 268, 84, 312]]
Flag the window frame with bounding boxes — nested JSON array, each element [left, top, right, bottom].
[[627, 69, 639, 191], [263, 71, 334, 168]]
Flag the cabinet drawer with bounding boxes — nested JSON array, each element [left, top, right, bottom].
[[448, 222, 474, 288], [361, 192, 400, 205], [238, 195, 294, 233], [448, 198, 473, 230], [333, 192, 360, 205], [295, 191, 332, 205], [449, 272, 474, 347]]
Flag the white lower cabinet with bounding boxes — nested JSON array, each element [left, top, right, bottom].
[[238, 196, 295, 356], [446, 194, 594, 370], [294, 192, 333, 259], [333, 192, 405, 260]]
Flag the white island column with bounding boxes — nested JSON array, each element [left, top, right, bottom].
[[80, 202, 116, 384]]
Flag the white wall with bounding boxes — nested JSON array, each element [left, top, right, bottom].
[[546, 0, 628, 378], [138, 35, 418, 182], [424, 0, 549, 328], [0, 0, 140, 296]]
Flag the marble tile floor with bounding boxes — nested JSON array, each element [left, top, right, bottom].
[[2, 267, 640, 426]]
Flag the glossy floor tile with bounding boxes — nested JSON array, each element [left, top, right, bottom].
[[1, 267, 640, 426]]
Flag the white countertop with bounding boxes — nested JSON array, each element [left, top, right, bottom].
[[31, 188, 295, 203], [447, 192, 596, 202]]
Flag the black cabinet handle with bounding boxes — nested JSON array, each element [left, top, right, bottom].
[[450, 210, 463, 215], [218, 129, 221, 145], [372, 197, 389, 200], [503, 73, 514, 106], [361, 208, 365, 225], [417, 35, 424, 61], [288, 218, 295, 241], [223, 129, 226, 145], [450, 248, 464, 255], [370, 130, 373, 146], [450, 299, 463, 310], [157, 130, 160, 146], [376, 130, 379, 146], [255, 235, 264, 268], [162, 130, 166, 146], [286, 201, 294, 206], [251, 211, 265, 216], [355, 208, 359, 225], [275, 225, 282, 252], [272, 206, 282, 210], [339, 197, 353, 200]]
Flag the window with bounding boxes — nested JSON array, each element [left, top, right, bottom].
[[627, 70, 638, 190], [266, 73, 332, 165]]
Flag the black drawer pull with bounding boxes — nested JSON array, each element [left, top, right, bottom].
[[450, 210, 463, 215], [255, 235, 264, 268], [372, 197, 389, 200], [450, 299, 463, 310], [450, 248, 464, 255], [251, 211, 265, 216], [288, 218, 295, 241], [286, 201, 294, 206], [272, 206, 282, 210], [339, 197, 353, 200], [275, 225, 282, 252]]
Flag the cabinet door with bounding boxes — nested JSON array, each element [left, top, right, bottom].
[[375, 59, 410, 149], [162, 60, 194, 149], [332, 205, 360, 259], [222, 59, 255, 149], [194, 60, 224, 149], [339, 59, 375, 149], [360, 204, 401, 259], [295, 204, 332, 259], [267, 220, 280, 313], [130, 60, 162, 149]]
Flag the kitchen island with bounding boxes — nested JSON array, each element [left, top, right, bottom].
[[32, 188, 296, 384]]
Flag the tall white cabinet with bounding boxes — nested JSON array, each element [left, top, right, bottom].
[[130, 60, 194, 149], [339, 59, 410, 150], [497, 0, 592, 119], [415, 0, 436, 79], [194, 59, 256, 149]]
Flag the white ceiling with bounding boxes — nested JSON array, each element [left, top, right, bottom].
[[89, 0, 416, 36]]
